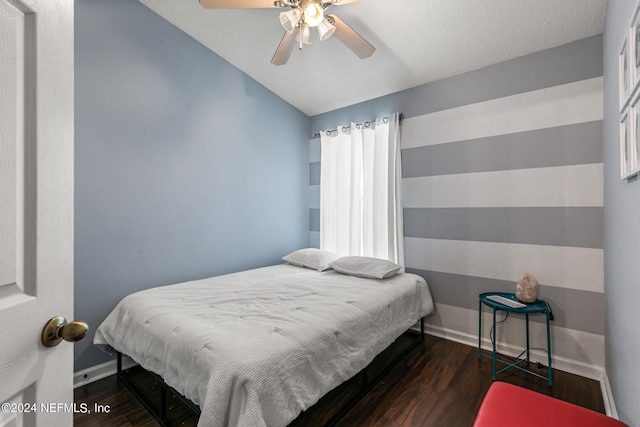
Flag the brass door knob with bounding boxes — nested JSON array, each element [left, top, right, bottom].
[[41, 316, 89, 347]]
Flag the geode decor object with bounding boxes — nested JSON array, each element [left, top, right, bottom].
[[515, 272, 538, 303]]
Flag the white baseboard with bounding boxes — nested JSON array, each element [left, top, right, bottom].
[[600, 370, 620, 419], [422, 323, 604, 381], [73, 356, 138, 388]]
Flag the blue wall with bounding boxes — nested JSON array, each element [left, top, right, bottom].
[[603, 1, 640, 426], [75, 0, 310, 371]]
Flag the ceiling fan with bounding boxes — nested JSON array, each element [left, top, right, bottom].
[[199, 0, 375, 65]]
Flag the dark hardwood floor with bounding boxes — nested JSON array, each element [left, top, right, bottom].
[[74, 334, 604, 426]]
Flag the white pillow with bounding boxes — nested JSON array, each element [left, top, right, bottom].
[[329, 256, 402, 279], [282, 248, 339, 272]]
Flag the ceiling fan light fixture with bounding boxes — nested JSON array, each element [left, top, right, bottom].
[[279, 8, 301, 33], [296, 23, 312, 45], [304, 3, 324, 27], [317, 18, 335, 41], [198, 0, 374, 65]]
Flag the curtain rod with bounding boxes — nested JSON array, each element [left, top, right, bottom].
[[311, 116, 390, 138]]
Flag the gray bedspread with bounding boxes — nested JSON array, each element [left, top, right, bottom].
[[94, 263, 433, 426]]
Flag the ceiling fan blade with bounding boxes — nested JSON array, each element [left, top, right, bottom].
[[272, 30, 296, 65], [200, 0, 281, 8], [322, 0, 360, 4], [327, 14, 375, 59]]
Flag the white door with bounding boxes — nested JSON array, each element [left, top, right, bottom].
[[0, 0, 75, 426]]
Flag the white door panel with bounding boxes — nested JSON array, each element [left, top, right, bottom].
[[0, 0, 74, 426]]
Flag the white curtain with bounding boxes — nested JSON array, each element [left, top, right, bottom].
[[319, 112, 404, 265]]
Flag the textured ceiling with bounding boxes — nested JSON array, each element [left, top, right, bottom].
[[139, 0, 607, 116]]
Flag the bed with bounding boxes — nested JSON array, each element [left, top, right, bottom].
[[94, 257, 434, 427]]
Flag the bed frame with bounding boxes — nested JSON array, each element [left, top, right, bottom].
[[116, 317, 425, 427]]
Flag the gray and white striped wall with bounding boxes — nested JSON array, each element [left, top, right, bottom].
[[309, 35, 603, 378]]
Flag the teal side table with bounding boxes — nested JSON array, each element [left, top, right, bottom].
[[477, 292, 552, 385]]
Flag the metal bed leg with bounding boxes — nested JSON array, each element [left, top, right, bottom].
[[324, 317, 425, 427], [116, 351, 171, 427], [362, 368, 369, 389], [160, 386, 167, 422]]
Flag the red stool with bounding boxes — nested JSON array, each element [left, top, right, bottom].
[[474, 382, 627, 427]]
